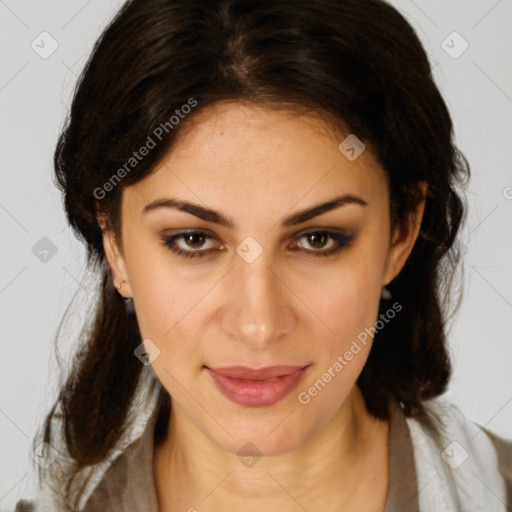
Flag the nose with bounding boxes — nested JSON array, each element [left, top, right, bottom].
[[221, 248, 296, 350]]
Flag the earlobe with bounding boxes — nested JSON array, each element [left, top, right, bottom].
[[383, 182, 427, 285]]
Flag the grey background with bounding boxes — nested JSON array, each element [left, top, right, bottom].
[[1, 0, 511, 507]]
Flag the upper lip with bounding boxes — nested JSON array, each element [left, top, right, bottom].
[[206, 365, 310, 380]]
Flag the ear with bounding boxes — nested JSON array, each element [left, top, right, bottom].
[[383, 182, 427, 286], [97, 213, 133, 298]]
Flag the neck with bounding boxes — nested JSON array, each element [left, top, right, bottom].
[[153, 387, 389, 512]]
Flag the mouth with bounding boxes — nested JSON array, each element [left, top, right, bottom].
[[205, 364, 311, 407]]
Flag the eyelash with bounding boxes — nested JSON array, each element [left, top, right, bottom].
[[160, 230, 356, 259]]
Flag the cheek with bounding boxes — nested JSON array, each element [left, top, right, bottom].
[[294, 273, 383, 417], [128, 262, 207, 399], [123, 241, 194, 342], [305, 258, 384, 350], [132, 272, 204, 342]]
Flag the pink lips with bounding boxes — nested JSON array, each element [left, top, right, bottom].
[[206, 365, 310, 407]]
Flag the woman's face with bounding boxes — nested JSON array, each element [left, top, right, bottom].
[[103, 102, 424, 456]]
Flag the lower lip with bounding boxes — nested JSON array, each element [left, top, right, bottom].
[[206, 366, 309, 407]]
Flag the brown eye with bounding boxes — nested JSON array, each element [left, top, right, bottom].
[[161, 231, 218, 259], [161, 229, 356, 260], [183, 232, 209, 249], [292, 230, 356, 257], [304, 232, 331, 250]]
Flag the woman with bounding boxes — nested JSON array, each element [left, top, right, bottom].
[[12, 0, 512, 511]]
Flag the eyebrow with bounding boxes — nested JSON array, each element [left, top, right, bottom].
[[142, 193, 368, 228]]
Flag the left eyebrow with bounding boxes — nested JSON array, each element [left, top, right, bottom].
[[142, 193, 368, 228], [280, 194, 368, 226]]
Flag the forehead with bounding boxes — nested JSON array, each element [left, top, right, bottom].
[[122, 102, 387, 215]]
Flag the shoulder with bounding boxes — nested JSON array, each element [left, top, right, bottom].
[[10, 369, 164, 512], [404, 397, 512, 511], [480, 426, 512, 506]]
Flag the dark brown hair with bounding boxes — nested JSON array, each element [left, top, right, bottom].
[[36, 0, 469, 507]]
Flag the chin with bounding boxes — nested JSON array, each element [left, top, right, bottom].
[[202, 407, 316, 458]]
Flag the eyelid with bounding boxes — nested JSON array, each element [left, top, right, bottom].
[[162, 230, 222, 250], [160, 227, 353, 245], [290, 230, 356, 255], [160, 227, 356, 259], [291, 226, 353, 238]]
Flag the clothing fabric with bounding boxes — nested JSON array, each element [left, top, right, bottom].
[[9, 365, 512, 511]]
